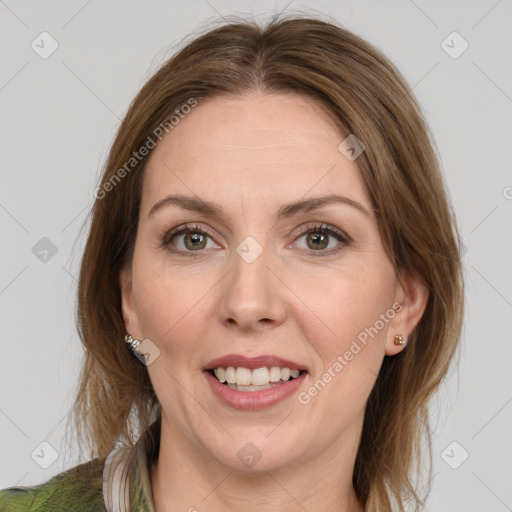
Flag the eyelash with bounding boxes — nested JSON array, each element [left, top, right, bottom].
[[159, 222, 350, 258]]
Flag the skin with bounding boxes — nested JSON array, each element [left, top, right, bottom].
[[119, 91, 428, 512]]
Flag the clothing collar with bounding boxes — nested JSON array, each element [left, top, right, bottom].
[[103, 418, 161, 512]]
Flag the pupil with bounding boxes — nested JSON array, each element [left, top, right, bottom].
[[308, 233, 328, 250], [185, 233, 205, 250]]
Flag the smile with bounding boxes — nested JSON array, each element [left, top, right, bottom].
[[203, 354, 308, 410], [210, 366, 302, 389]]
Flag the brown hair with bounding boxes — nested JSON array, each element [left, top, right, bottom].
[[68, 13, 464, 511]]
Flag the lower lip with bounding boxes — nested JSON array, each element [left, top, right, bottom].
[[204, 370, 306, 411]]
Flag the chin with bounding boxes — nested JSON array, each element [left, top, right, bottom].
[[203, 433, 307, 474]]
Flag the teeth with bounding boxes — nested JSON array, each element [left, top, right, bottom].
[[251, 367, 269, 386], [236, 367, 252, 386], [225, 367, 236, 384], [269, 367, 281, 382], [214, 367, 226, 383], [212, 366, 302, 386], [226, 382, 277, 392], [280, 368, 291, 381]]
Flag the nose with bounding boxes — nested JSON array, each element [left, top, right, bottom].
[[217, 243, 287, 332]]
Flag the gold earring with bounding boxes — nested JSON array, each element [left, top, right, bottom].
[[394, 334, 407, 345]]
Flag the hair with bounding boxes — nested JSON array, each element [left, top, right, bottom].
[[68, 12, 464, 512]]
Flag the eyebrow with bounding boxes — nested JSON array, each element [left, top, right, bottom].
[[148, 193, 370, 220]]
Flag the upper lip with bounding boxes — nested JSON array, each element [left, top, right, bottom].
[[204, 354, 307, 372]]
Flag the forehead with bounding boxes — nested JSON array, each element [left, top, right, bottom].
[[141, 92, 371, 217]]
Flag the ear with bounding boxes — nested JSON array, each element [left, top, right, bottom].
[[385, 269, 429, 356], [119, 263, 142, 339]]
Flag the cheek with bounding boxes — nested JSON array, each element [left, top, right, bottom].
[[131, 257, 217, 362], [292, 260, 395, 350], [133, 270, 211, 418], [295, 267, 392, 425]]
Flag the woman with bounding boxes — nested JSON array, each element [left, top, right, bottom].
[[0, 13, 464, 512]]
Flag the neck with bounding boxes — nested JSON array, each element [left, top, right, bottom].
[[150, 417, 365, 512]]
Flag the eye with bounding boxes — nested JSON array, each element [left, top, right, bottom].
[[291, 223, 350, 256], [159, 222, 350, 257], [160, 224, 219, 257]]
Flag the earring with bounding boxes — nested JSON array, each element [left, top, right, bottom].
[[125, 334, 142, 353], [394, 334, 407, 346]]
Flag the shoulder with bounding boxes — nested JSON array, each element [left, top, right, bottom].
[[0, 457, 107, 512]]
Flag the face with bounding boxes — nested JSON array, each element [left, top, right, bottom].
[[120, 91, 425, 473]]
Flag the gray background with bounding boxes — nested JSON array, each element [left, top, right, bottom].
[[1, 1, 511, 510]]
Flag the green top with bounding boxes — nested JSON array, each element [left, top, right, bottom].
[[0, 419, 161, 511]]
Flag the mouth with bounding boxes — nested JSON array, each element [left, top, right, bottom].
[[203, 354, 308, 410], [204, 354, 308, 392], [206, 366, 307, 392], [203, 366, 307, 411]]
